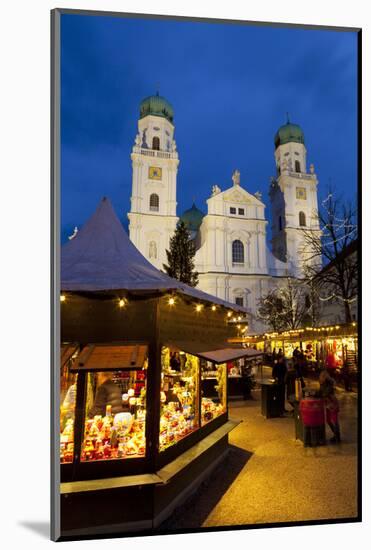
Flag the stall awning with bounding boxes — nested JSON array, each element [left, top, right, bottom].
[[61, 343, 79, 368], [71, 344, 148, 371], [165, 341, 263, 364]]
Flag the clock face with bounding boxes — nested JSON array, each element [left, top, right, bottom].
[[148, 166, 162, 180], [296, 187, 307, 200]]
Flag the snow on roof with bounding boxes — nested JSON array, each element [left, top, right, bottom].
[[61, 197, 246, 312]]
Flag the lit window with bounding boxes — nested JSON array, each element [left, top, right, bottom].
[[232, 240, 244, 264], [149, 193, 159, 212]]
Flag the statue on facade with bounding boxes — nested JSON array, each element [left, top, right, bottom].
[[211, 184, 221, 196], [135, 133, 141, 146], [309, 163, 315, 174], [171, 140, 177, 152], [232, 169, 240, 186], [254, 191, 262, 201], [149, 241, 157, 259]]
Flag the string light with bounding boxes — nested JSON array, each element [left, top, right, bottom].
[[211, 305, 217, 311], [196, 304, 203, 312], [60, 295, 66, 302], [227, 311, 232, 318]]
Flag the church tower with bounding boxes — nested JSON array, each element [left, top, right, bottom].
[[269, 118, 321, 277], [128, 93, 179, 270]]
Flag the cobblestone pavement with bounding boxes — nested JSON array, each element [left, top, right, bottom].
[[160, 378, 358, 531]]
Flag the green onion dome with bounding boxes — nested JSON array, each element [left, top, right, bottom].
[[139, 92, 174, 123], [274, 121, 305, 149], [180, 203, 205, 232]]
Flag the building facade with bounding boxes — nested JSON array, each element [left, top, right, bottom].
[[128, 96, 321, 331]]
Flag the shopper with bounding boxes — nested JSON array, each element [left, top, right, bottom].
[[89, 372, 127, 417], [319, 369, 341, 443], [241, 359, 254, 400], [294, 353, 306, 393], [342, 358, 352, 392], [285, 362, 296, 410], [272, 355, 288, 413]]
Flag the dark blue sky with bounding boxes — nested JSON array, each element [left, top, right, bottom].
[[61, 13, 358, 243]]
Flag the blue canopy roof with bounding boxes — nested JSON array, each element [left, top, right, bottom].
[[61, 197, 246, 313]]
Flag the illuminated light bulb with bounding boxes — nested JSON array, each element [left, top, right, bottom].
[[227, 311, 232, 318], [119, 298, 126, 308], [238, 316, 242, 321], [335, 326, 340, 329], [168, 297, 175, 306], [352, 322, 356, 327], [196, 304, 202, 312], [237, 325, 241, 329], [60, 294, 66, 302], [212, 305, 216, 311], [128, 388, 135, 397]]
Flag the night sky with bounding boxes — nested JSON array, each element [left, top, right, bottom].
[[61, 13, 358, 243]]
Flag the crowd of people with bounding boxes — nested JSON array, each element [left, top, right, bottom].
[[270, 347, 341, 444]]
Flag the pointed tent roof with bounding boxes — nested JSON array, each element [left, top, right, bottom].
[[61, 198, 246, 312]]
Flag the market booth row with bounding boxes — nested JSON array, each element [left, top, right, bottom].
[[230, 323, 358, 385], [58, 198, 259, 539]]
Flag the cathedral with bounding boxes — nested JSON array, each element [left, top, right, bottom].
[[128, 93, 321, 332]]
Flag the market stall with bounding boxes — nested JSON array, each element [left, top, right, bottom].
[[58, 198, 256, 538]]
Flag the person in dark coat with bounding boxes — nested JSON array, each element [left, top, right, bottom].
[[241, 359, 254, 400], [89, 372, 127, 417], [170, 351, 181, 372], [272, 355, 288, 413]]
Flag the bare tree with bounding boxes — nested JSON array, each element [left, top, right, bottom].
[[257, 278, 309, 331], [301, 190, 358, 323]]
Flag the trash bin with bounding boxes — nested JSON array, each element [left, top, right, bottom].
[[299, 397, 326, 447], [261, 381, 284, 418]]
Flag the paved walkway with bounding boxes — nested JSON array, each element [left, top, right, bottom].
[[161, 380, 358, 530]]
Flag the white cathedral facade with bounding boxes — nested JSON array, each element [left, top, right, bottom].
[[128, 94, 321, 332]]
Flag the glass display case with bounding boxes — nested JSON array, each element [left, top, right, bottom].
[[159, 347, 200, 451], [81, 369, 147, 462], [201, 362, 227, 425], [60, 345, 79, 464], [60, 343, 148, 472]]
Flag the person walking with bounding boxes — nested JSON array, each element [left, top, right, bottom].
[[319, 369, 341, 443], [272, 355, 288, 414]]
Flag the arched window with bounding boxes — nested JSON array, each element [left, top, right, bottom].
[[295, 160, 301, 173], [148, 241, 157, 259], [299, 211, 306, 227], [278, 216, 283, 231], [232, 240, 244, 264], [152, 136, 160, 150], [149, 193, 159, 212]]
